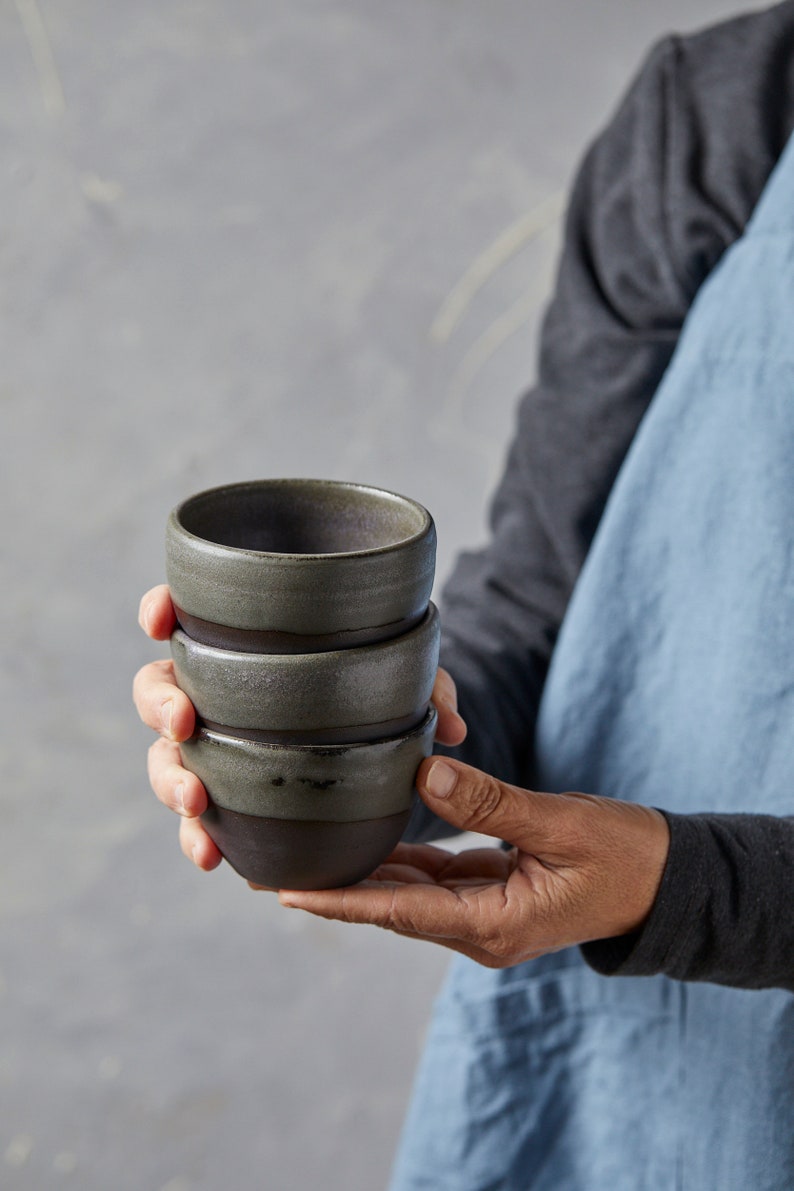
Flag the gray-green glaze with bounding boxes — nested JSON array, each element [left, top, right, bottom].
[[170, 604, 440, 739], [165, 479, 436, 636], [180, 709, 437, 820]]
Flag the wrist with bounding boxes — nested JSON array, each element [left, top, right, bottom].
[[618, 805, 671, 936]]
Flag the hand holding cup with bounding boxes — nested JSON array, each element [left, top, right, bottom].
[[134, 481, 467, 887]]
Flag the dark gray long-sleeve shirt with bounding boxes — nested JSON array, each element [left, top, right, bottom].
[[409, 1, 794, 991]]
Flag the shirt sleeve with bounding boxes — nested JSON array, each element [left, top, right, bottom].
[[407, 35, 741, 842], [582, 813, 794, 992], [407, 18, 794, 995]]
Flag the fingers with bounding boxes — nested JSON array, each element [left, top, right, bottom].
[[375, 841, 463, 880], [132, 658, 196, 741], [372, 842, 516, 886], [278, 880, 469, 938], [276, 873, 526, 964], [432, 667, 467, 746], [136, 584, 220, 873], [138, 584, 177, 641], [179, 815, 223, 871], [147, 737, 207, 817], [148, 731, 220, 872]]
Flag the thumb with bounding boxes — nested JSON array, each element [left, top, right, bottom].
[[416, 756, 555, 851]]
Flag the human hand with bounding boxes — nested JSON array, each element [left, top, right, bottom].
[[132, 584, 468, 871], [272, 757, 670, 967], [133, 584, 222, 869]]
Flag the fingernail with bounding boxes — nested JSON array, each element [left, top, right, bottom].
[[161, 700, 174, 737], [426, 760, 457, 799], [141, 602, 152, 634], [174, 783, 186, 814]]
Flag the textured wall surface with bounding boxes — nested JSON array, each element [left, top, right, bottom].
[[0, 1, 763, 1187]]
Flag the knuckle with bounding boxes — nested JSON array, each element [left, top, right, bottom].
[[437, 676, 461, 719], [478, 922, 534, 968], [178, 816, 197, 859], [471, 896, 518, 965], [133, 661, 176, 723], [183, 773, 207, 816], [486, 930, 516, 963], [147, 738, 181, 794], [552, 791, 605, 856], [131, 664, 150, 709], [376, 887, 420, 936], [339, 888, 365, 926], [146, 737, 165, 771], [477, 953, 506, 970], [464, 772, 505, 830], [138, 593, 153, 630], [387, 894, 418, 936]]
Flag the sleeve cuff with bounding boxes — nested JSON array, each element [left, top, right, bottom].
[[581, 810, 711, 978]]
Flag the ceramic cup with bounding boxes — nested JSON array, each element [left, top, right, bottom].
[[165, 478, 437, 651], [166, 478, 439, 888], [170, 603, 440, 744], [181, 710, 437, 888]]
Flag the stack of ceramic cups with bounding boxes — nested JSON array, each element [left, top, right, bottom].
[[165, 479, 439, 889]]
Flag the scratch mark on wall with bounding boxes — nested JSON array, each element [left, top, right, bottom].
[[440, 247, 558, 425], [429, 191, 565, 344], [14, 0, 66, 118]]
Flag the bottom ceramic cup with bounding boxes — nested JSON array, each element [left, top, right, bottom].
[[200, 805, 412, 889], [181, 709, 437, 889]]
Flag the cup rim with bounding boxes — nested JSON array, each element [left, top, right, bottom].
[[192, 705, 438, 756], [171, 478, 434, 562]]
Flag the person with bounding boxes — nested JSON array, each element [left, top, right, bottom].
[[134, 4, 794, 1187]]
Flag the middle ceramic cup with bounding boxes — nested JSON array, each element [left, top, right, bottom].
[[170, 603, 440, 744]]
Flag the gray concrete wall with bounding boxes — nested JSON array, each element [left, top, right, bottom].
[[1, 1, 764, 1187]]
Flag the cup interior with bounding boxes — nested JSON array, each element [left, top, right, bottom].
[[177, 480, 429, 557]]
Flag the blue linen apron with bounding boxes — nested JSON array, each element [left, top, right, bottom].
[[390, 131, 794, 1191]]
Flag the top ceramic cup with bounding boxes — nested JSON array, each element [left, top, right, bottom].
[[165, 479, 436, 651]]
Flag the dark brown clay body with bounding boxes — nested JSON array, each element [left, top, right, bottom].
[[201, 805, 412, 889]]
